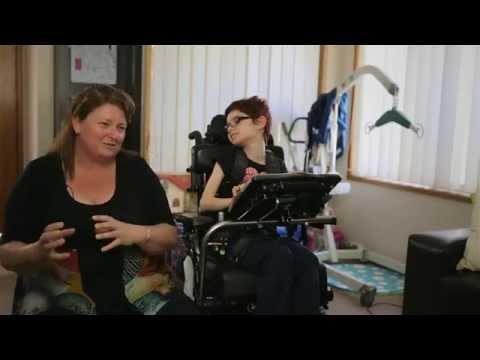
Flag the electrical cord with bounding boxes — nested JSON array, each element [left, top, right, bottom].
[[366, 302, 402, 315]]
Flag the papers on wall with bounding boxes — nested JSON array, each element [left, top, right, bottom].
[[70, 45, 117, 85]]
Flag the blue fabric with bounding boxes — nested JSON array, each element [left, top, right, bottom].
[[307, 89, 350, 159], [276, 225, 302, 241], [336, 92, 349, 158]]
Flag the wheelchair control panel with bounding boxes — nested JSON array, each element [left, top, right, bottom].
[[228, 172, 342, 223]]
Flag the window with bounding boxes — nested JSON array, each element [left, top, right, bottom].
[[351, 45, 480, 196]]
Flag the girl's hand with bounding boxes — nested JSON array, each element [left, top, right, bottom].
[[229, 183, 248, 211]]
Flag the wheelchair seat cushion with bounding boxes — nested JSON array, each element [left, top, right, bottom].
[[203, 258, 256, 301], [222, 265, 257, 300]]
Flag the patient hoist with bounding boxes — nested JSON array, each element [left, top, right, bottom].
[[282, 65, 423, 307]]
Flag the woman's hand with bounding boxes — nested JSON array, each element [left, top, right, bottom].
[[33, 222, 75, 262], [93, 215, 148, 252]]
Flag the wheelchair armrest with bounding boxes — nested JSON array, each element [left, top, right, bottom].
[[174, 213, 216, 234], [198, 216, 337, 301]]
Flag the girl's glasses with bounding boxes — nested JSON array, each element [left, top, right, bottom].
[[225, 116, 251, 130]]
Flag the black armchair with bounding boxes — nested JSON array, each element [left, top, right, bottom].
[[403, 228, 480, 315]]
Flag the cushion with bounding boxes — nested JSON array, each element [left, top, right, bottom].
[[457, 182, 480, 271]]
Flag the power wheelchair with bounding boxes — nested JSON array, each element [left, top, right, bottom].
[[172, 115, 339, 314]]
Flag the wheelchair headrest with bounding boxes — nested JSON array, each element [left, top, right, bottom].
[[191, 143, 285, 177], [189, 115, 285, 177], [267, 134, 274, 146], [205, 114, 229, 145], [191, 144, 232, 175], [268, 144, 284, 161]]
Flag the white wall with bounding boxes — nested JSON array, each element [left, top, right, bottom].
[[20, 45, 54, 166], [324, 45, 473, 263]]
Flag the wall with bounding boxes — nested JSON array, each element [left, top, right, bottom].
[[324, 45, 473, 263]]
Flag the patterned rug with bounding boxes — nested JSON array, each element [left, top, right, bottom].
[[327, 262, 404, 295]]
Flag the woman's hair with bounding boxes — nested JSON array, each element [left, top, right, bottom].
[[50, 84, 135, 177], [225, 96, 272, 142]]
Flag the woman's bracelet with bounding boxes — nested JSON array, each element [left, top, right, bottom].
[[145, 226, 151, 244]]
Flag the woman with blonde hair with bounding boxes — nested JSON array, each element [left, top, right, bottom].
[[0, 84, 197, 315]]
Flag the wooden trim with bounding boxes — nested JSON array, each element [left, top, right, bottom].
[[0, 46, 21, 231], [142, 45, 153, 161], [318, 45, 329, 95], [347, 171, 472, 203], [15, 45, 23, 171]]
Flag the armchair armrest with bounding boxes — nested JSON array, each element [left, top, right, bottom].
[[409, 228, 469, 272], [403, 228, 469, 314]]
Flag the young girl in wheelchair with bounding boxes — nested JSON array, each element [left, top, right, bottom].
[[199, 96, 324, 315]]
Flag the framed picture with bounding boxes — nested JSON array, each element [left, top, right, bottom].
[[70, 45, 117, 84]]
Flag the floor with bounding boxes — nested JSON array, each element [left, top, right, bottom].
[[0, 266, 16, 315], [327, 288, 403, 315], [0, 265, 403, 316]]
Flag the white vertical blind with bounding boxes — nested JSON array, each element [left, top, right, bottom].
[[353, 45, 480, 194], [149, 45, 320, 173]]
